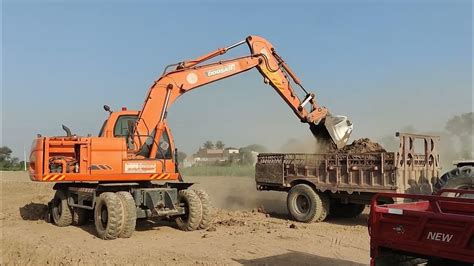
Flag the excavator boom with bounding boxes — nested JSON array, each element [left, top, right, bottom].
[[132, 35, 353, 157]]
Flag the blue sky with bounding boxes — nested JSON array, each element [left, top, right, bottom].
[[2, 1, 472, 157]]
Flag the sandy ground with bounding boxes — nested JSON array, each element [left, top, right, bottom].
[[1, 171, 370, 265]]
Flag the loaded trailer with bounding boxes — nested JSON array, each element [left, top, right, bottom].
[[255, 133, 442, 222]]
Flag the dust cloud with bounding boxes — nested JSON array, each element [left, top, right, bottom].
[[186, 176, 288, 214]]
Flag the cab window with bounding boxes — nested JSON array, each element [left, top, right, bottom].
[[156, 130, 172, 159], [114, 115, 138, 137], [136, 130, 173, 159]]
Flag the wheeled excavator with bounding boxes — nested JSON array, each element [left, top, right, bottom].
[[29, 35, 353, 239]]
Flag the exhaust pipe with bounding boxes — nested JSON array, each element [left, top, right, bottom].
[[62, 125, 72, 137]]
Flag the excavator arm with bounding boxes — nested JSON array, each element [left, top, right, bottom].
[[132, 35, 352, 158]]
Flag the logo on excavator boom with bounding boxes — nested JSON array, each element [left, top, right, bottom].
[[206, 63, 235, 77]]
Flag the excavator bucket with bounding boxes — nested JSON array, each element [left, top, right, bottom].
[[310, 114, 353, 149]]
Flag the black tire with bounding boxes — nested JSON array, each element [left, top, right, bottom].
[[287, 184, 329, 223], [330, 202, 365, 218], [433, 166, 474, 194], [193, 189, 213, 230], [72, 208, 89, 226], [317, 192, 330, 222], [94, 192, 124, 240], [175, 189, 202, 231], [116, 191, 137, 238], [51, 190, 73, 227]]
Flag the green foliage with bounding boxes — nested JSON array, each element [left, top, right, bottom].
[[0, 146, 23, 171], [0, 146, 13, 162], [238, 149, 255, 165], [237, 144, 267, 165], [181, 165, 254, 177], [215, 140, 225, 149], [203, 141, 214, 149]]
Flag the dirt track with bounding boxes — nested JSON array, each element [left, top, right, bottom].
[[1, 172, 369, 265]]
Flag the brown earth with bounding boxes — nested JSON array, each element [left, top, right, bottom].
[[1, 171, 370, 265], [326, 138, 386, 153]]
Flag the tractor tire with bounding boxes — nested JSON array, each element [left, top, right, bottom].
[[72, 208, 89, 226], [94, 192, 124, 240], [193, 189, 213, 230], [175, 189, 202, 231], [317, 192, 330, 222], [433, 166, 474, 194], [51, 190, 73, 227], [116, 191, 137, 238], [330, 202, 365, 218], [287, 184, 329, 223]]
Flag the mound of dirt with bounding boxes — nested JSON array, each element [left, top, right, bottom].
[[327, 138, 386, 153], [19, 202, 49, 221]]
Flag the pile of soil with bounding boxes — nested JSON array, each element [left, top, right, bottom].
[[19, 202, 49, 221], [326, 138, 386, 153]]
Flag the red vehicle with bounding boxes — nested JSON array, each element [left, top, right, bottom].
[[369, 189, 474, 265]]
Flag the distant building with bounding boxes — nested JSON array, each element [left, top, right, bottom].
[[192, 147, 240, 165], [193, 148, 225, 163], [223, 147, 239, 158]]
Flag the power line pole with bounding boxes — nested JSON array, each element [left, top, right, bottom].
[[23, 145, 27, 171]]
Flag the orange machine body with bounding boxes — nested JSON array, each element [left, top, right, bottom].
[[29, 35, 331, 183], [30, 111, 178, 182]]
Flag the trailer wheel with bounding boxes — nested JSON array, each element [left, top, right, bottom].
[[116, 191, 137, 238], [287, 184, 328, 223], [51, 190, 73, 227], [94, 192, 124, 240], [316, 193, 330, 222], [433, 166, 474, 194], [72, 208, 89, 226], [193, 189, 213, 230], [175, 189, 202, 231], [330, 202, 365, 218]]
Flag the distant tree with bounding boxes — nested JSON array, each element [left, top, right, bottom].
[[177, 151, 187, 163], [238, 148, 254, 165], [0, 146, 21, 170], [215, 140, 225, 149], [445, 112, 473, 158], [237, 144, 267, 165], [203, 141, 214, 149], [0, 146, 13, 161]]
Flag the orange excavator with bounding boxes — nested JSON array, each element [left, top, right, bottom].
[[29, 35, 353, 239]]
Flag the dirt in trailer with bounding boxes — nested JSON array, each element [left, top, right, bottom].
[[1, 172, 369, 265], [324, 138, 387, 153]]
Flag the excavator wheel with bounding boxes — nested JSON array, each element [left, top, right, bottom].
[[287, 184, 329, 223], [51, 190, 73, 227], [175, 189, 202, 231], [116, 191, 137, 238], [72, 208, 89, 226], [193, 189, 213, 229], [94, 192, 124, 240]]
